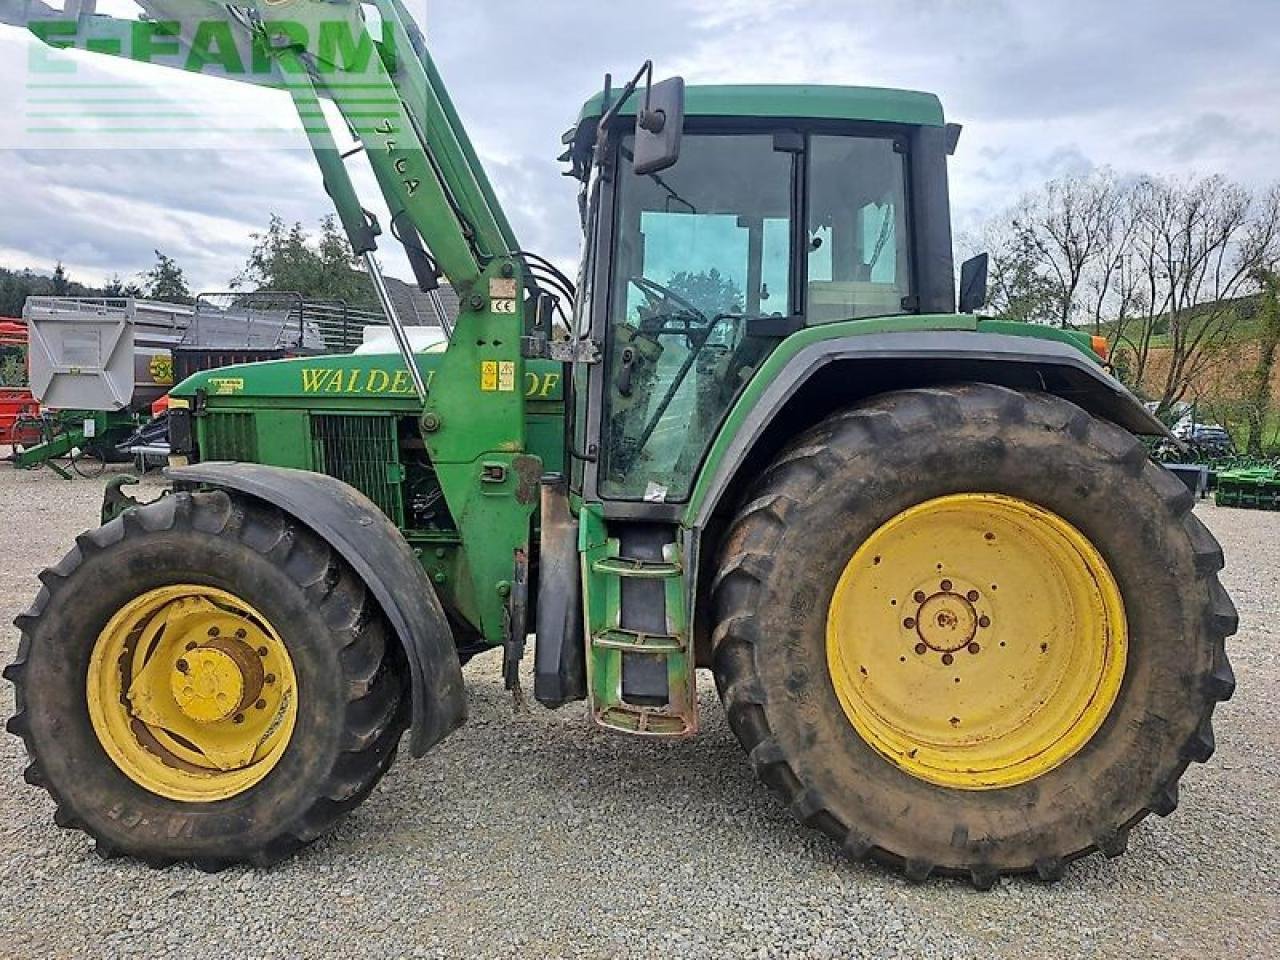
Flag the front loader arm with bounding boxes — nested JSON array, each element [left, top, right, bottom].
[[7, 0, 543, 650]]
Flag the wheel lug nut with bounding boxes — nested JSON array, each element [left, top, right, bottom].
[[185, 641, 198, 651], [175, 659, 189, 674], [940, 579, 953, 592], [968, 642, 981, 655], [967, 590, 980, 602], [914, 643, 927, 655], [942, 653, 955, 666], [208, 627, 219, 637], [257, 647, 268, 658], [236, 629, 247, 639], [979, 616, 991, 629], [233, 713, 245, 724], [903, 618, 916, 629], [913, 591, 926, 604], [255, 699, 267, 710], [265, 673, 276, 685]]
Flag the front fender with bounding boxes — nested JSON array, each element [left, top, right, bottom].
[[168, 462, 466, 757]]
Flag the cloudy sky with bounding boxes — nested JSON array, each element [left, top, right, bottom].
[[0, 0, 1277, 292]]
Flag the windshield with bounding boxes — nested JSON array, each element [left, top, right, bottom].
[[598, 129, 912, 503], [601, 133, 794, 501]]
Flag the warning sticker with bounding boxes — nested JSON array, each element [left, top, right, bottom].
[[498, 361, 516, 392], [481, 361, 498, 391], [210, 378, 245, 396], [489, 277, 518, 299]]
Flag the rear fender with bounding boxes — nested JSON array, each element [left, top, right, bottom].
[[688, 330, 1166, 530], [168, 462, 467, 757]]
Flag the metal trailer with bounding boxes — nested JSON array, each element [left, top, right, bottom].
[[23, 296, 193, 413], [16, 293, 391, 471]]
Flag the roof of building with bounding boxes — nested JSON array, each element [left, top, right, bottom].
[[383, 277, 458, 328]]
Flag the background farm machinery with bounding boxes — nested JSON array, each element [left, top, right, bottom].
[[5, 292, 398, 475]]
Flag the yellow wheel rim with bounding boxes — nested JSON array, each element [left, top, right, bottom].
[[826, 494, 1127, 790], [87, 585, 298, 803]]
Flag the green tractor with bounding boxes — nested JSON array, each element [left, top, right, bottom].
[[5, 1, 1236, 886]]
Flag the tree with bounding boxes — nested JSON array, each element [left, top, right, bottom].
[[973, 223, 1060, 324], [141, 251, 193, 304], [980, 173, 1280, 414], [1009, 172, 1121, 327], [0, 269, 35, 317], [1115, 178, 1280, 413], [0, 350, 24, 387], [234, 214, 375, 306], [50, 261, 70, 296], [102, 274, 144, 299], [1242, 268, 1280, 456], [665, 268, 744, 316], [0, 264, 146, 316]]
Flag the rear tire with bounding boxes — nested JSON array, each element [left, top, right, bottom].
[[712, 384, 1237, 885], [5, 490, 408, 869]]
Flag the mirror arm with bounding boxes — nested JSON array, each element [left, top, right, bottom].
[[594, 60, 655, 164]]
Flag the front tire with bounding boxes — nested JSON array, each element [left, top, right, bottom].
[[712, 384, 1237, 886], [5, 490, 408, 869]]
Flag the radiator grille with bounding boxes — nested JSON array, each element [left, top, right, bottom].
[[309, 414, 404, 524], [201, 412, 258, 462]]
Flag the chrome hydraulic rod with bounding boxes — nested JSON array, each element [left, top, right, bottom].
[[363, 251, 428, 403], [426, 288, 454, 342]]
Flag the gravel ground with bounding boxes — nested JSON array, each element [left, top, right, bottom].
[[0, 459, 1275, 960]]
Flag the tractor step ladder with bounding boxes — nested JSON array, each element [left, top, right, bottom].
[[582, 516, 697, 737]]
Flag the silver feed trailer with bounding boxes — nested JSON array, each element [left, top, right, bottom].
[[16, 293, 388, 474], [25, 297, 194, 413]]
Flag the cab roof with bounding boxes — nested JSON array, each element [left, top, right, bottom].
[[575, 84, 946, 130]]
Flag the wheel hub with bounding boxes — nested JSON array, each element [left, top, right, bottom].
[[914, 588, 980, 653], [171, 647, 242, 723], [168, 636, 265, 725]]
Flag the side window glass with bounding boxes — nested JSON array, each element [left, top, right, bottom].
[[807, 136, 912, 322]]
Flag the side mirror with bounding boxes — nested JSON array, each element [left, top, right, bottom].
[[633, 76, 685, 176], [959, 253, 989, 314]]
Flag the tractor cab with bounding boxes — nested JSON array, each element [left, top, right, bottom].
[[563, 85, 962, 511]]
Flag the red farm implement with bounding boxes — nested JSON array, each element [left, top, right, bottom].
[[0, 320, 40, 448]]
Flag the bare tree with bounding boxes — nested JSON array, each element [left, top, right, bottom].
[[1084, 180, 1141, 335], [1126, 177, 1280, 413], [983, 172, 1280, 413], [1010, 172, 1120, 327]]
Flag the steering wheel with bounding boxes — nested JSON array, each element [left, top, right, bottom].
[[628, 276, 709, 330]]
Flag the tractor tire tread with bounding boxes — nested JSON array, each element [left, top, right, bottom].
[[712, 384, 1236, 886], [5, 490, 409, 868]]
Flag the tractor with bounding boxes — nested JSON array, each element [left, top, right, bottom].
[[3, 1, 1236, 886]]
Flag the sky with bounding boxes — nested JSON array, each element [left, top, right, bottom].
[[0, 0, 1277, 293]]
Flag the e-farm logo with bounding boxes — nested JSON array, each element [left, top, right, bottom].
[[18, 7, 417, 146], [28, 16, 395, 80]]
